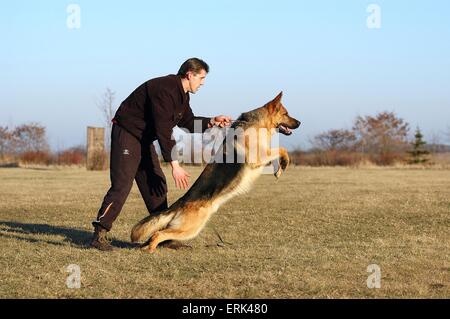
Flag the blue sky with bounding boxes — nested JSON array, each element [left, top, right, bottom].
[[1, 0, 450, 150]]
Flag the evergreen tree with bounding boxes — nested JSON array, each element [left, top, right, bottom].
[[408, 127, 429, 164]]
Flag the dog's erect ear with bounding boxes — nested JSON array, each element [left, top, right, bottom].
[[273, 91, 283, 104], [267, 91, 283, 113]]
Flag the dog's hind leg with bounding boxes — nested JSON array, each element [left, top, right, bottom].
[[141, 229, 193, 253]]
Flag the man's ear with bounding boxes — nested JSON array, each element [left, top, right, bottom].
[[266, 91, 283, 113]]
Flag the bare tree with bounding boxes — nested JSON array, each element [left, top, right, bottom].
[[446, 125, 450, 144], [313, 129, 357, 151], [353, 112, 409, 153], [12, 122, 49, 153], [353, 111, 409, 164], [429, 131, 442, 153], [0, 126, 13, 160], [97, 88, 116, 149]]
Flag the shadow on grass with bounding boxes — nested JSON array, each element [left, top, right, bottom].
[[0, 221, 135, 249]]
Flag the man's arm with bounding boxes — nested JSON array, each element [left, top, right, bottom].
[[170, 160, 190, 189], [150, 90, 176, 162], [178, 105, 232, 132], [177, 104, 211, 133], [151, 90, 192, 189]]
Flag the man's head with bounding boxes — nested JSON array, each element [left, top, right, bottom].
[[178, 58, 209, 94]]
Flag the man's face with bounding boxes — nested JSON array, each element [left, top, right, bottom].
[[187, 69, 207, 94]]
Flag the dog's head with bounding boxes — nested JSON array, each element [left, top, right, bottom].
[[265, 92, 301, 136]]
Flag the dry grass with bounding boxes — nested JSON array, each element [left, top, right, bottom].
[[0, 165, 449, 298]]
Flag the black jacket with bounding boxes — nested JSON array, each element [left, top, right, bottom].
[[113, 74, 211, 162]]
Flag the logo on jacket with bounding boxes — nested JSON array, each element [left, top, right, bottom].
[[123, 149, 130, 155]]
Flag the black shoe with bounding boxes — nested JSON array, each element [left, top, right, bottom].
[[90, 225, 115, 251]]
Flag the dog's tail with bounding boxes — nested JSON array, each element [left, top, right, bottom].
[[130, 210, 176, 243]]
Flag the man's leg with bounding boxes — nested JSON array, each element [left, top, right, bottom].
[[135, 144, 191, 250], [134, 143, 168, 215], [91, 124, 141, 250]]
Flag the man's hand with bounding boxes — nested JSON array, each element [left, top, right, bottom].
[[209, 115, 232, 128], [170, 161, 190, 190]]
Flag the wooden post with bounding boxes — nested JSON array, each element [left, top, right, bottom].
[[86, 127, 106, 170]]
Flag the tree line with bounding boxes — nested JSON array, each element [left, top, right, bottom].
[[1, 112, 449, 167], [291, 111, 450, 166], [0, 123, 85, 166]]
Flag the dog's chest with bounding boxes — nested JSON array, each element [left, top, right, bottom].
[[211, 166, 264, 212], [235, 167, 263, 193]]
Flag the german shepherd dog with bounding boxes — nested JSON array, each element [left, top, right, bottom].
[[131, 92, 300, 252]]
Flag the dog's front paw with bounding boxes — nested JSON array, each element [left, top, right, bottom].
[[272, 160, 282, 179], [280, 155, 289, 171], [274, 166, 282, 179]]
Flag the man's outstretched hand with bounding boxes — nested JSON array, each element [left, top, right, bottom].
[[209, 115, 232, 128], [171, 160, 191, 190], [171, 115, 232, 189]]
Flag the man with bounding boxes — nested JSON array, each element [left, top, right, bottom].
[[91, 58, 232, 251]]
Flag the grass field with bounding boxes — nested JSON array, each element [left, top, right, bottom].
[[0, 165, 449, 298]]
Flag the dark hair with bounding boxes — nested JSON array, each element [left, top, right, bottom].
[[177, 58, 209, 77]]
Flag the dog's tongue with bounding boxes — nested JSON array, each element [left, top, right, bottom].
[[280, 125, 292, 134]]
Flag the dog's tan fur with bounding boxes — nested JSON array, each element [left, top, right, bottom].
[[130, 92, 300, 253]]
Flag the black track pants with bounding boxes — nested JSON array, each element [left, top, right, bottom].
[[93, 124, 168, 231]]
